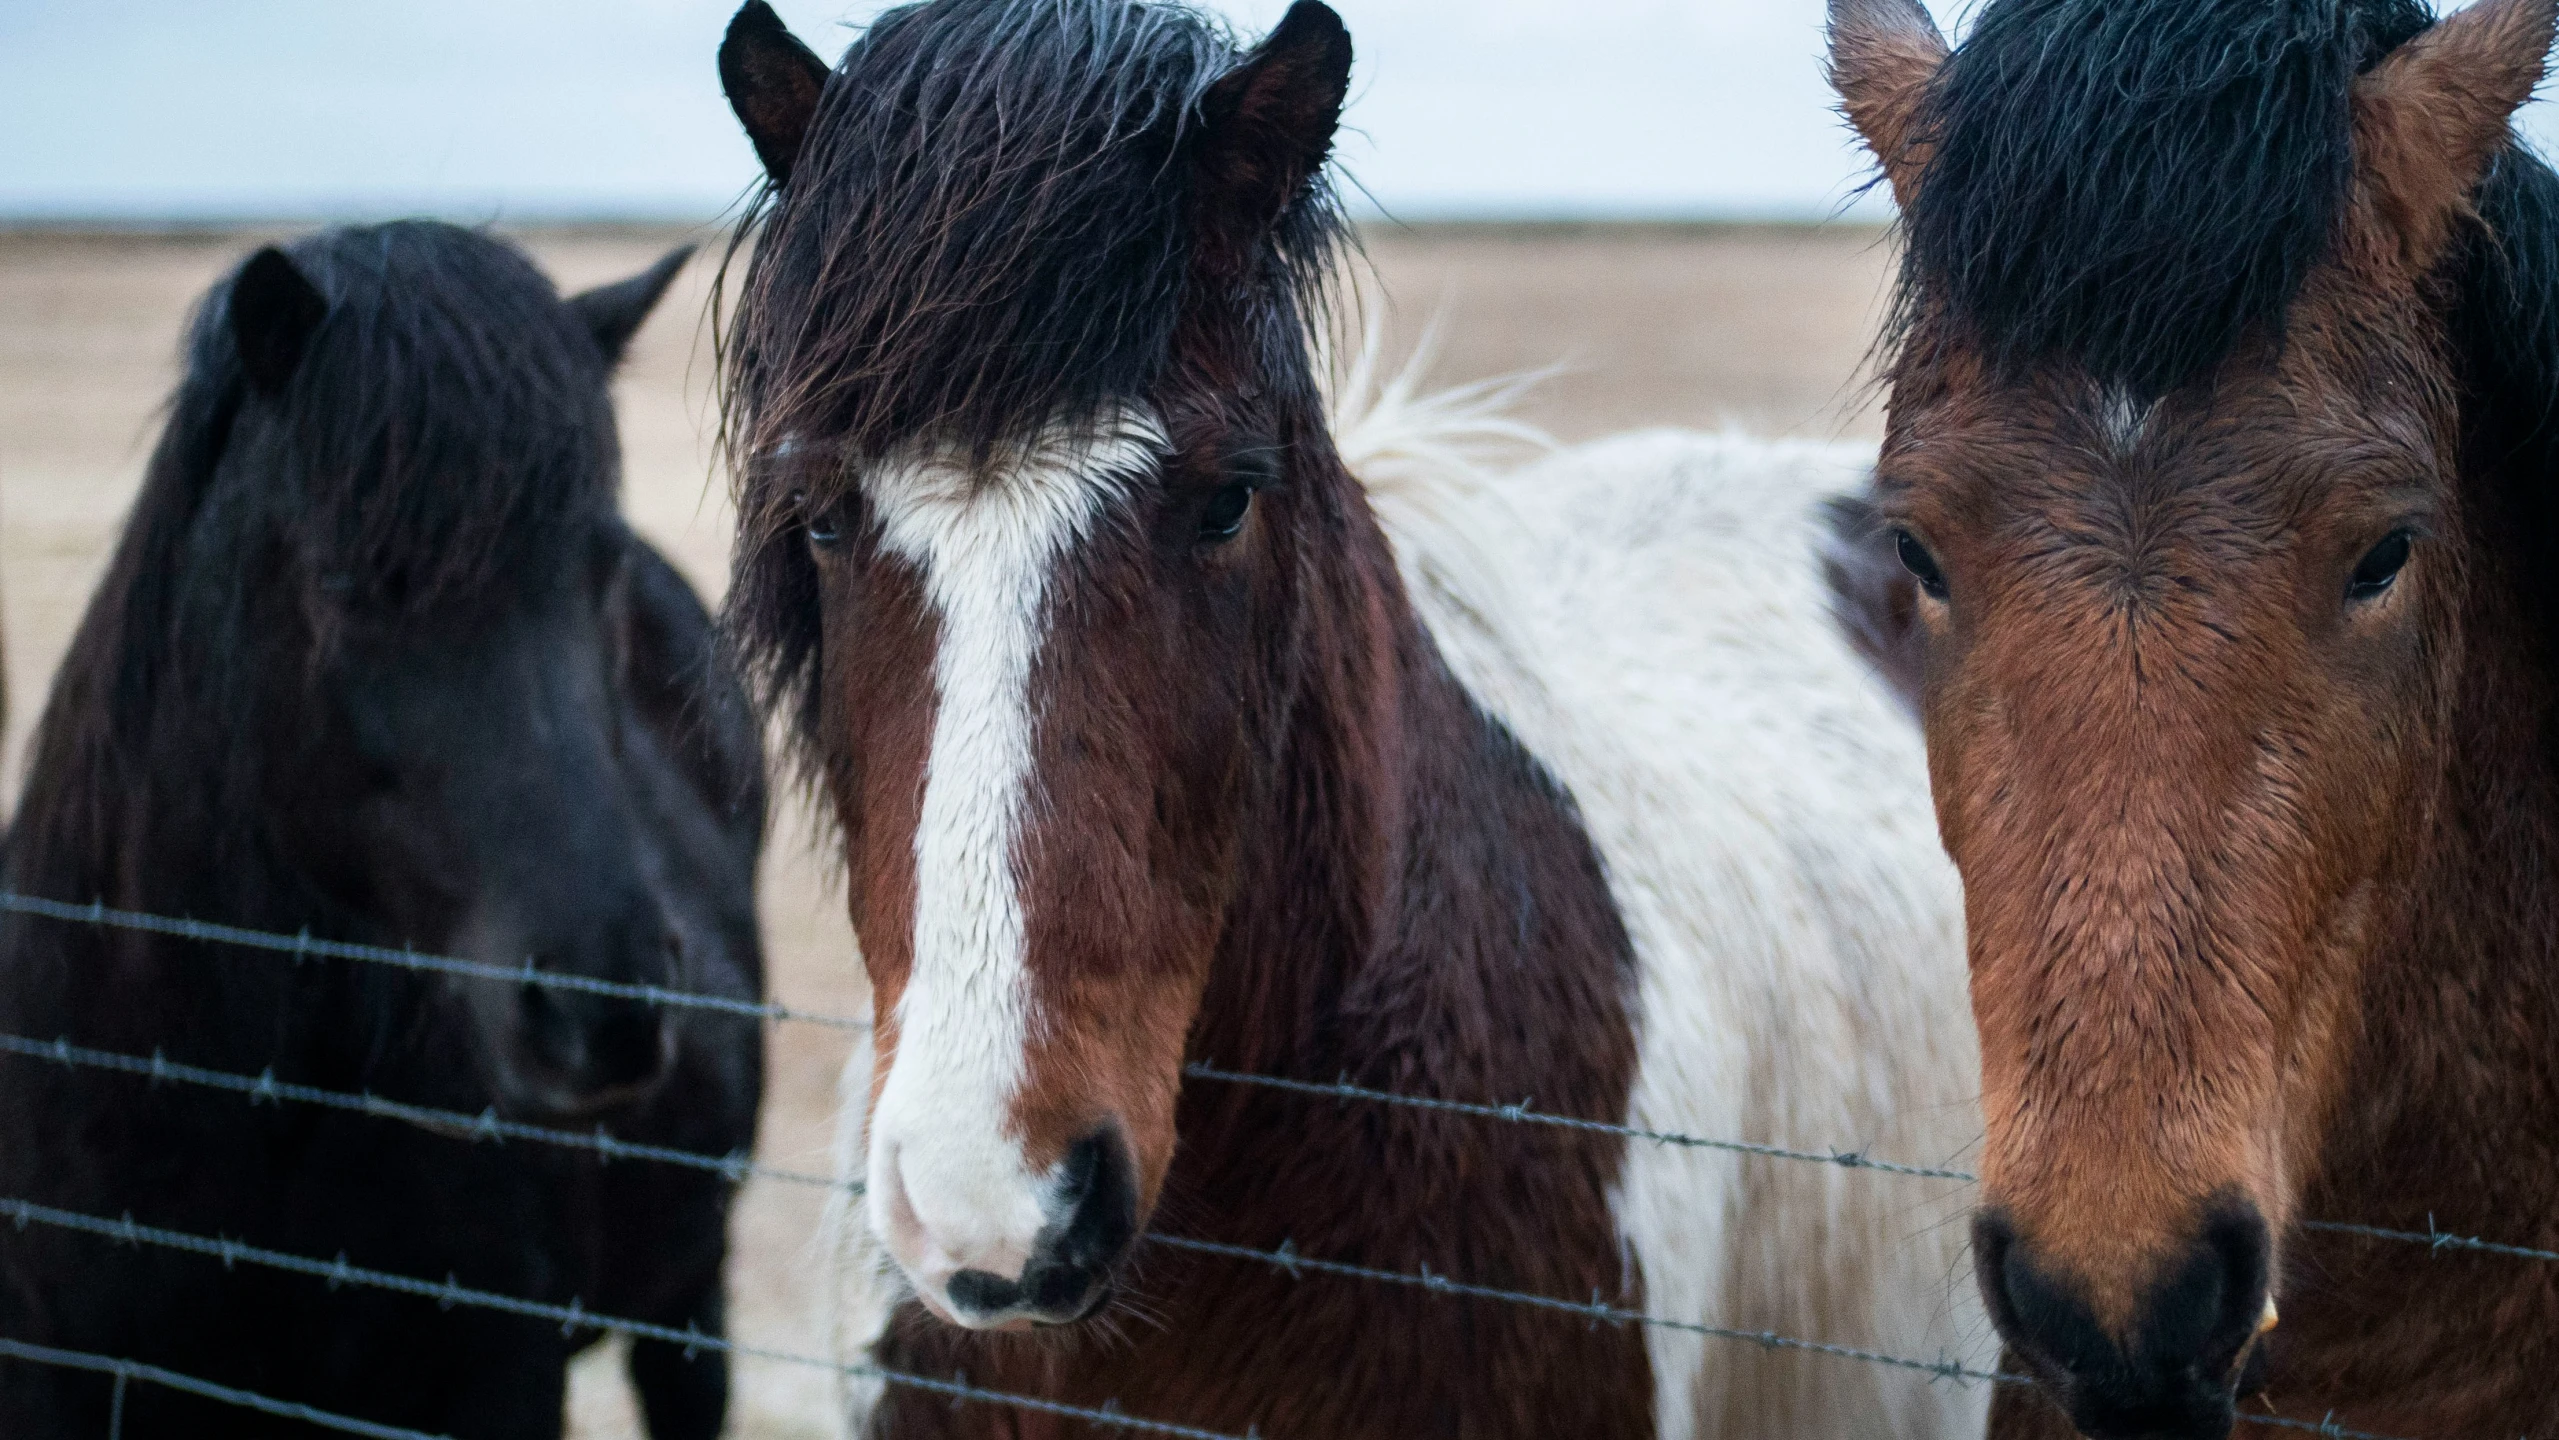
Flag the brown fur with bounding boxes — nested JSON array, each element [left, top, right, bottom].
[[1839, 0, 2559, 1431]]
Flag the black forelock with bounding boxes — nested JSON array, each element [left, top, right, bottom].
[[720, 0, 1344, 471], [1900, 0, 2433, 400], [219, 221, 619, 614]]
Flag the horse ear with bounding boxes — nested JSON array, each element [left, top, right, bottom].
[[570, 245, 694, 368], [2351, 0, 2558, 273], [1190, 1, 1353, 270], [1827, 0, 1948, 210], [720, 1, 831, 186], [231, 247, 328, 397]]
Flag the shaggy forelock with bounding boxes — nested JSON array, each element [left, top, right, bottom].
[[1900, 0, 2433, 400], [224, 222, 617, 614], [723, 0, 1270, 477]]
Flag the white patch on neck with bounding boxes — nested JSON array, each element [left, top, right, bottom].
[[861, 408, 1166, 1303]]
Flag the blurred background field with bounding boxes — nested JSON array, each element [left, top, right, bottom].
[[0, 218, 1892, 1435]]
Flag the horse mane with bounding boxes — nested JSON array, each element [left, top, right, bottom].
[[719, 0, 1350, 756], [10, 223, 621, 901]]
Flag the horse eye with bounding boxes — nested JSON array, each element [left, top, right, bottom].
[[1199, 483, 1253, 543], [799, 491, 846, 550], [2348, 529, 2413, 602], [1895, 529, 1949, 601]]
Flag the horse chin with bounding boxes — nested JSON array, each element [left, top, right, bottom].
[[906, 1281, 1115, 1334]]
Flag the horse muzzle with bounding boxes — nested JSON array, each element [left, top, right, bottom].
[[1977, 1199, 2275, 1440], [877, 1123, 1138, 1329]]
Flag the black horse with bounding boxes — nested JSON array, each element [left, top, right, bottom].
[[0, 222, 767, 1439]]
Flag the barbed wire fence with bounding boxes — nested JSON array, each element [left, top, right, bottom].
[[0, 891, 2541, 1440]]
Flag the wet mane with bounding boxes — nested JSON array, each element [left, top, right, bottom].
[[719, 0, 1349, 752]]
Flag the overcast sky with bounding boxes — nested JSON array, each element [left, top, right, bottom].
[[3, 1, 2547, 223], [0, 0, 1971, 222]]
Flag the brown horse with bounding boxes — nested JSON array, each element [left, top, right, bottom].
[[1830, 0, 2559, 1435], [717, 0, 1989, 1434]]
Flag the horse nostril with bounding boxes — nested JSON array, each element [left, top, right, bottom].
[[587, 1001, 672, 1089], [1049, 1125, 1139, 1280], [2200, 1203, 2274, 1366], [509, 975, 669, 1105]]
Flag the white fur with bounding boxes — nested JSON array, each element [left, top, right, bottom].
[[2099, 383, 2156, 455], [1338, 361, 1990, 1437], [859, 412, 1166, 1323]]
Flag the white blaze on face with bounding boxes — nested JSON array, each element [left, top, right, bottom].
[[862, 410, 1165, 1320]]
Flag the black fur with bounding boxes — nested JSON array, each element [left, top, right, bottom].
[[1900, 0, 2435, 398], [0, 222, 767, 1440], [716, 0, 1350, 756]]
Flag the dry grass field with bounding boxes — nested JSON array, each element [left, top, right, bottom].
[[0, 221, 1895, 1437]]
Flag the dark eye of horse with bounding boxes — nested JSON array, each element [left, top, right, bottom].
[[2348, 530, 2414, 602], [799, 491, 845, 550], [1200, 483, 1253, 543], [1895, 529, 1949, 601]]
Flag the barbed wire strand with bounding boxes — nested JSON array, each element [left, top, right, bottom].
[[0, 1195, 1248, 1440], [2298, 1219, 2559, 1266], [0, 1335, 452, 1440], [0, 1032, 837, 1193], [8, 893, 2549, 1279], [1180, 1062, 1977, 1180], [0, 892, 862, 1032]]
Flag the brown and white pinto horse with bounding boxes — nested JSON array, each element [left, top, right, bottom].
[[720, 1, 1983, 1434], [1831, 0, 2559, 1434]]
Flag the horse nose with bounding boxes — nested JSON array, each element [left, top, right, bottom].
[[1977, 1202, 2272, 1440], [891, 1125, 1137, 1328]]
